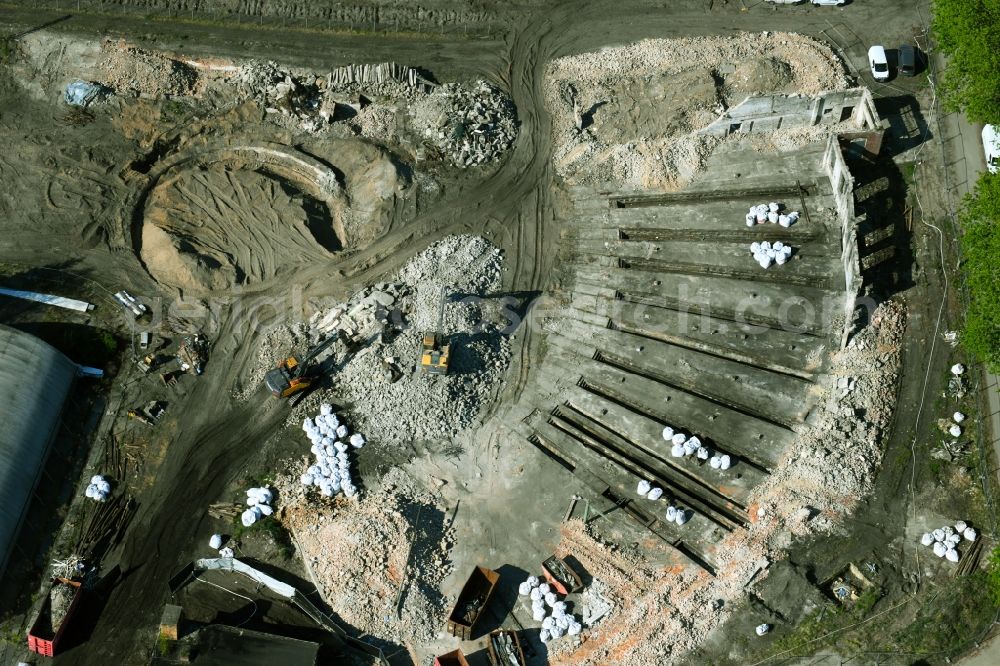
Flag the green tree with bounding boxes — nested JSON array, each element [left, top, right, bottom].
[[933, 0, 1000, 123], [961, 173, 1000, 369]]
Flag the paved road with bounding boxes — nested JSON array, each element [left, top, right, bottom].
[[938, 57, 1000, 666]]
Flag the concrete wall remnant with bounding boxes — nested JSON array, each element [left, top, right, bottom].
[[701, 87, 881, 137]]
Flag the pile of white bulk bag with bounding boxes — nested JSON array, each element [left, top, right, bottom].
[[241, 486, 275, 527], [665, 505, 691, 526], [520, 572, 583, 642], [750, 241, 793, 269], [300, 404, 363, 499], [744, 203, 798, 227], [85, 475, 112, 502], [919, 521, 977, 564], [709, 454, 732, 470]]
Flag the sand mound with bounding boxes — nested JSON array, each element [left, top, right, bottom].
[[140, 164, 341, 293], [545, 32, 851, 190]]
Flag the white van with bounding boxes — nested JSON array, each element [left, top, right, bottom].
[[983, 125, 1000, 174], [868, 45, 889, 81]]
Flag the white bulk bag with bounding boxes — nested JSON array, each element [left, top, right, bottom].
[[954, 520, 967, 533], [545, 592, 558, 607], [336, 425, 349, 439], [518, 581, 533, 596], [953, 412, 966, 423], [768, 202, 780, 213], [552, 601, 567, 614], [320, 403, 333, 415], [534, 606, 548, 622], [527, 575, 539, 587], [756, 624, 770, 636], [778, 214, 789, 227], [767, 211, 778, 224], [241, 509, 258, 527], [662, 426, 675, 441], [91, 475, 104, 485], [556, 615, 570, 630], [302, 418, 314, 431], [665, 505, 677, 522], [647, 487, 664, 501], [542, 617, 555, 630], [951, 364, 965, 375], [530, 587, 543, 601], [550, 626, 565, 639], [758, 255, 773, 269], [343, 483, 358, 498], [946, 548, 959, 563], [788, 211, 800, 222], [943, 525, 955, 537], [335, 441, 349, 453], [219, 547, 235, 558], [675, 510, 689, 526], [300, 473, 315, 486], [538, 583, 551, 595], [750, 242, 761, 254], [697, 447, 710, 460], [568, 620, 583, 636], [258, 504, 273, 517], [964, 527, 977, 541], [719, 455, 732, 470], [920, 533, 933, 546], [350, 433, 365, 448], [671, 433, 687, 446], [539, 628, 551, 642], [949, 424, 962, 437], [710, 456, 722, 469], [746, 214, 756, 228], [775, 252, 787, 266], [637, 480, 652, 496], [932, 541, 946, 557], [933, 528, 945, 542], [671, 443, 685, 458]]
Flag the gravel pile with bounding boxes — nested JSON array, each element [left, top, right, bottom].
[[290, 235, 511, 443], [547, 301, 906, 666], [280, 468, 454, 648], [99, 40, 199, 98], [410, 81, 519, 167], [544, 32, 851, 190]]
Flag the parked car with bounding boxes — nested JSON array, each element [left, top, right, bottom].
[[868, 45, 889, 81], [898, 44, 917, 76], [983, 125, 1000, 174], [812, 0, 846, 5]]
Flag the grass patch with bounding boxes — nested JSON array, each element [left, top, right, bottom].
[[890, 573, 996, 656]]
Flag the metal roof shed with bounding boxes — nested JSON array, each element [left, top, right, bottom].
[[0, 324, 77, 577]]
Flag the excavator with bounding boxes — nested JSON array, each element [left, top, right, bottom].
[[265, 334, 340, 402], [420, 287, 450, 376]]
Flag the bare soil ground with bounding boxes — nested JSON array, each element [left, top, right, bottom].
[[0, 1, 990, 666]]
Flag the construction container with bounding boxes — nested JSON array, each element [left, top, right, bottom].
[[446, 565, 500, 640], [488, 629, 526, 666], [433, 649, 471, 666], [541, 555, 583, 596], [27, 578, 83, 656]]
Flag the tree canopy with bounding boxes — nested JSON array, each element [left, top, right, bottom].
[[933, 0, 1000, 123], [960, 174, 1000, 369]]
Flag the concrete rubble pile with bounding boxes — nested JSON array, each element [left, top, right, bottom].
[[919, 521, 977, 563], [293, 235, 511, 443], [279, 468, 454, 646], [298, 403, 364, 499], [410, 81, 519, 167], [544, 32, 851, 190], [99, 40, 200, 98], [236, 60, 328, 131], [518, 575, 583, 642]]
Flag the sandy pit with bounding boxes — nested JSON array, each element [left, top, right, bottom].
[[545, 32, 852, 190], [140, 162, 342, 293]]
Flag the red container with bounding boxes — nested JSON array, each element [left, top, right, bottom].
[[28, 578, 83, 656], [434, 648, 471, 666]]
